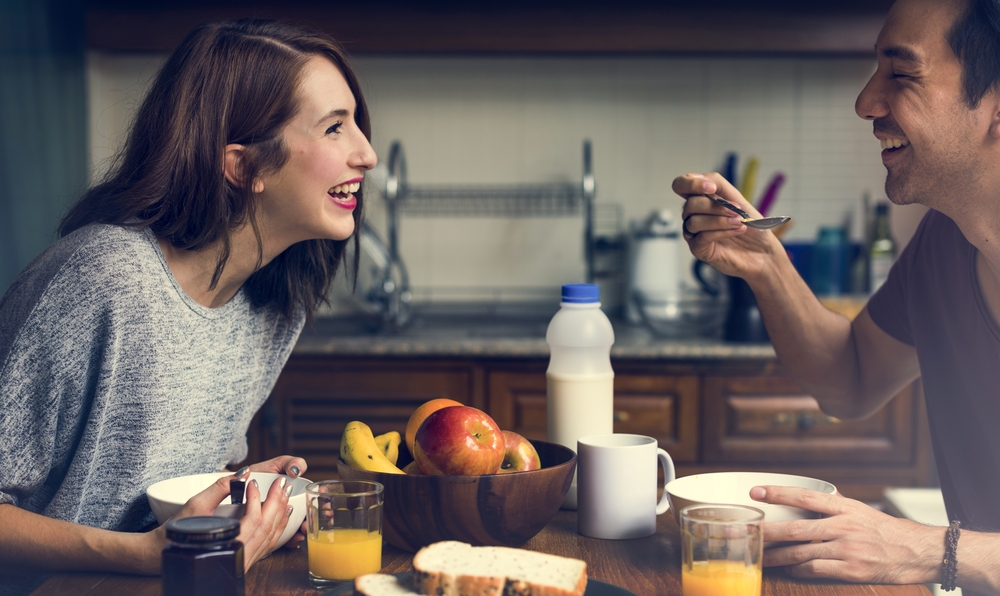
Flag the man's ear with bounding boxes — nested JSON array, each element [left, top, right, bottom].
[[989, 94, 1000, 140], [224, 144, 264, 193]]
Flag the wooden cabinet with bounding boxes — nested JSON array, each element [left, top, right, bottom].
[[248, 356, 482, 480], [249, 355, 933, 501], [487, 365, 700, 462], [700, 374, 932, 502], [86, 0, 892, 54]]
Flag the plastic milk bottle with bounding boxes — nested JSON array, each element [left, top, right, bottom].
[[546, 283, 615, 509]]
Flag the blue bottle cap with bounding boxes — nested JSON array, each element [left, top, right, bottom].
[[561, 283, 600, 303]]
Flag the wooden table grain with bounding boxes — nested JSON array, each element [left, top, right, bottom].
[[30, 511, 931, 596]]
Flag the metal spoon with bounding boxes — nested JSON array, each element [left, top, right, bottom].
[[709, 194, 791, 230]]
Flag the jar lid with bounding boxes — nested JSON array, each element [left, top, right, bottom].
[[165, 516, 240, 544]]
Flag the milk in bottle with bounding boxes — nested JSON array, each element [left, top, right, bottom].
[[546, 283, 615, 509]]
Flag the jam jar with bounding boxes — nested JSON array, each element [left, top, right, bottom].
[[162, 516, 244, 596]]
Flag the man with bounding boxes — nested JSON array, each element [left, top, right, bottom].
[[673, 0, 1000, 592]]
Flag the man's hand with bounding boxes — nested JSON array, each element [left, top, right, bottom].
[[671, 172, 786, 281], [751, 485, 944, 585]]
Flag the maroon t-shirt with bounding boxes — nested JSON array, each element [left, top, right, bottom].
[[868, 209, 1000, 532]]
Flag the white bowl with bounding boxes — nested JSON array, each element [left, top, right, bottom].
[[665, 471, 837, 525], [146, 472, 311, 547]]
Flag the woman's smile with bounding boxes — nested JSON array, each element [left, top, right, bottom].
[[328, 178, 362, 210]]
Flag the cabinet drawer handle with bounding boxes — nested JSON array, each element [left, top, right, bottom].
[[613, 411, 630, 422], [774, 412, 793, 426]]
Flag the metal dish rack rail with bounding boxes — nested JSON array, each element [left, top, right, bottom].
[[372, 140, 597, 330]]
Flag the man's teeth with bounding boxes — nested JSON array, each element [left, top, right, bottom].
[[880, 138, 910, 150], [330, 181, 361, 196]]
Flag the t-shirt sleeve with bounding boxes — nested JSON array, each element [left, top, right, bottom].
[[866, 211, 933, 346], [0, 253, 108, 509]]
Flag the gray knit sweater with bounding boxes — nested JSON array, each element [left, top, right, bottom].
[[0, 224, 305, 594]]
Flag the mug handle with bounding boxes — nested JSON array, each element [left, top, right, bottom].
[[655, 448, 675, 515], [692, 260, 721, 297]]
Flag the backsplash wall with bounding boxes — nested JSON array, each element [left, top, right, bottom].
[[87, 53, 927, 308]]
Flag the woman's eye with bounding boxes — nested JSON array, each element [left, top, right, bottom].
[[326, 122, 343, 135]]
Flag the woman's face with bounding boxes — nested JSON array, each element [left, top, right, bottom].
[[256, 55, 376, 247]]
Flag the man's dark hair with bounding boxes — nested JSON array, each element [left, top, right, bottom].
[[949, 0, 1000, 108]]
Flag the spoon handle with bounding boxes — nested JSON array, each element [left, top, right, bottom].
[[708, 194, 752, 219]]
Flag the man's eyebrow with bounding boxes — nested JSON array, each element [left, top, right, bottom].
[[877, 44, 923, 64]]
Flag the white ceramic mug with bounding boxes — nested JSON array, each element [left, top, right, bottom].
[[577, 433, 676, 539]]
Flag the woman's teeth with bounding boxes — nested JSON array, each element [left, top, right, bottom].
[[329, 181, 361, 196], [880, 138, 910, 150]]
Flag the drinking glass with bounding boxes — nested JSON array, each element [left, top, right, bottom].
[[306, 480, 384, 588], [680, 504, 764, 596]]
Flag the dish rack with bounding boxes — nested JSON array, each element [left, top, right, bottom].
[[371, 140, 597, 329]]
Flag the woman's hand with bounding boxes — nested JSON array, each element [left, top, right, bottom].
[[246, 455, 307, 480], [152, 467, 295, 572], [672, 173, 786, 281], [752, 485, 943, 584], [245, 456, 308, 548]]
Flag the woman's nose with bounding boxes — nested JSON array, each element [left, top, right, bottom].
[[351, 135, 377, 171]]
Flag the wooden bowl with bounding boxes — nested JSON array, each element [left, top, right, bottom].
[[337, 440, 576, 552]]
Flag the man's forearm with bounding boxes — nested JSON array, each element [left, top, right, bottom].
[[746, 253, 867, 418], [954, 530, 1000, 594], [0, 504, 160, 576]]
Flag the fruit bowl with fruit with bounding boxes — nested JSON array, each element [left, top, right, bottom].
[[337, 401, 576, 552]]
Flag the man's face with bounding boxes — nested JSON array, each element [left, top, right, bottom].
[[855, 0, 995, 209]]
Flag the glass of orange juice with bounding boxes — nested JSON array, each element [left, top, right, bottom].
[[305, 480, 384, 588], [680, 504, 764, 596]]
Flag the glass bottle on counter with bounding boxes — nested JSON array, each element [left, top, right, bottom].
[[163, 516, 245, 596], [868, 203, 897, 294], [546, 283, 615, 510]]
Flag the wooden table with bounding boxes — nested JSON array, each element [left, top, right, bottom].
[[31, 511, 931, 596]]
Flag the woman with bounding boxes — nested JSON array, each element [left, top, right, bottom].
[[0, 19, 376, 594]]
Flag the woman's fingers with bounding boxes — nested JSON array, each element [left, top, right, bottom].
[[178, 468, 250, 518], [239, 476, 292, 570], [248, 455, 308, 479]]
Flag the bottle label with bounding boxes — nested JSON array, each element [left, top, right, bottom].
[[869, 255, 894, 294]]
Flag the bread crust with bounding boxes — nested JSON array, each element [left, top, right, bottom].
[[412, 542, 586, 596]]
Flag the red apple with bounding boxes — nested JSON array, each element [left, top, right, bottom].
[[499, 431, 542, 472], [413, 406, 505, 475]]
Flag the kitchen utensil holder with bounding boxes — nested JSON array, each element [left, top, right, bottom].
[[377, 140, 598, 329]]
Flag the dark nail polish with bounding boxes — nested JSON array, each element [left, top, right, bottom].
[[235, 466, 249, 478], [290, 465, 300, 477]]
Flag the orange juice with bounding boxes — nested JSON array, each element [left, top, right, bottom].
[[307, 528, 382, 581], [682, 560, 761, 596]]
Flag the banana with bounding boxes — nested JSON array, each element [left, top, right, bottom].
[[374, 431, 401, 465], [341, 421, 404, 474]]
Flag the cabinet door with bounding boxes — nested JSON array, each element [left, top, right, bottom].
[[253, 357, 478, 480], [487, 369, 699, 462], [703, 375, 917, 465]]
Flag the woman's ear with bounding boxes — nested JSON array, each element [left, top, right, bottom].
[[224, 143, 264, 192]]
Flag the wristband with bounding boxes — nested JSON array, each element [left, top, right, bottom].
[[942, 519, 961, 591]]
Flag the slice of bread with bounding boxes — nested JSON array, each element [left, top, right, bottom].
[[412, 541, 587, 596], [355, 573, 421, 595]]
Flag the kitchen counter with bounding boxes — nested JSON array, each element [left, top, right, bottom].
[[295, 314, 777, 360]]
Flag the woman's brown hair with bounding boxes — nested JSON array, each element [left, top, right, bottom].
[[60, 19, 368, 319]]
